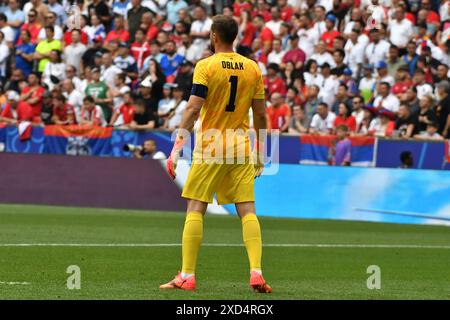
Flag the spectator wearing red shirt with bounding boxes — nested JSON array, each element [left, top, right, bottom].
[[392, 65, 413, 96], [0, 91, 33, 124], [421, 0, 440, 27], [334, 103, 357, 132], [321, 14, 340, 51], [264, 63, 287, 99], [110, 92, 136, 127], [281, 35, 306, 70], [51, 94, 76, 125], [19, 72, 45, 122], [279, 0, 294, 22], [17, 9, 41, 45], [252, 0, 272, 22], [233, 0, 252, 18], [141, 11, 159, 42], [253, 14, 274, 54], [131, 28, 151, 73], [266, 92, 291, 132], [239, 10, 257, 48], [63, 29, 89, 46], [105, 16, 130, 48]]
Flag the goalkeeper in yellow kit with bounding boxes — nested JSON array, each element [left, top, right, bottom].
[[160, 15, 271, 293]]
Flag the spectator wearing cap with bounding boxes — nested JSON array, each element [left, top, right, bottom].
[[417, 94, 438, 133], [114, 42, 138, 81], [84, 14, 106, 44], [131, 28, 151, 74], [64, 30, 87, 74], [81, 35, 108, 69], [375, 61, 394, 89], [267, 39, 286, 65], [19, 72, 45, 121], [105, 16, 130, 50], [435, 81, 450, 138], [0, 91, 33, 124], [190, 6, 212, 59], [365, 28, 390, 66], [412, 69, 434, 99], [264, 63, 287, 100], [310, 102, 336, 135], [85, 67, 112, 122], [126, 0, 150, 43], [321, 14, 340, 51], [310, 41, 335, 68], [318, 62, 339, 108], [37, 11, 62, 41], [34, 25, 62, 73], [80, 95, 107, 127], [174, 60, 193, 101], [373, 82, 400, 113], [253, 14, 274, 55], [388, 6, 414, 52], [266, 92, 291, 132], [334, 102, 357, 133], [159, 40, 184, 81], [18, 9, 41, 45], [395, 104, 419, 138], [372, 109, 396, 137], [51, 94, 76, 125], [357, 105, 377, 135], [280, 35, 306, 70]]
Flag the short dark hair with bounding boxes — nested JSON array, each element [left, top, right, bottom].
[[0, 13, 7, 22], [211, 15, 238, 45], [318, 102, 328, 109], [83, 96, 95, 103]]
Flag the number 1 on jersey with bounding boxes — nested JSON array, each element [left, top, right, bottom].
[[225, 75, 238, 112]]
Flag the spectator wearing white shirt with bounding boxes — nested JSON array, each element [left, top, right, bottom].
[[310, 40, 336, 68], [266, 6, 283, 37], [101, 52, 123, 89], [375, 60, 395, 87], [0, 13, 15, 49], [388, 6, 414, 51], [3, 0, 24, 39], [313, 5, 327, 39], [351, 96, 365, 127], [267, 39, 285, 65], [413, 68, 434, 99], [37, 12, 63, 41], [297, 14, 319, 59], [0, 31, 10, 82], [189, 6, 212, 60], [318, 63, 339, 108], [62, 79, 84, 122], [365, 28, 390, 65], [64, 29, 87, 74], [373, 82, 400, 113], [304, 59, 324, 87], [344, 27, 366, 78], [309, 102, 337, 135]]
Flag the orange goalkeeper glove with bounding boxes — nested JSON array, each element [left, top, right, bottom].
[[166, 136, 184, 179]]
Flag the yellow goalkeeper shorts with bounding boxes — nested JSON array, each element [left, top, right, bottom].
[[182, 161, 255, 205]]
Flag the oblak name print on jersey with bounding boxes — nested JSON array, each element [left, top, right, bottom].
[[221, 61, 245, 70]]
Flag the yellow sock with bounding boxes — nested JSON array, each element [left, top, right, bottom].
[[241, 213, 262, 272], [181, 211, 204, 275]]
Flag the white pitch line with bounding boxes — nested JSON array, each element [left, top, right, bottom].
[[0, 243, 450, 249], [0, 281, 31, 285]]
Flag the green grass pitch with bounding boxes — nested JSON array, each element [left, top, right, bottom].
[[0, 203, 449, 300]]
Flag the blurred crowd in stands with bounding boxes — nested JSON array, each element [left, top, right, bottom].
[[0, 0, 449, 140]]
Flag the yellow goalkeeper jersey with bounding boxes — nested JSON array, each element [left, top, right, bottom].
[[190, 52, 265, 162]]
